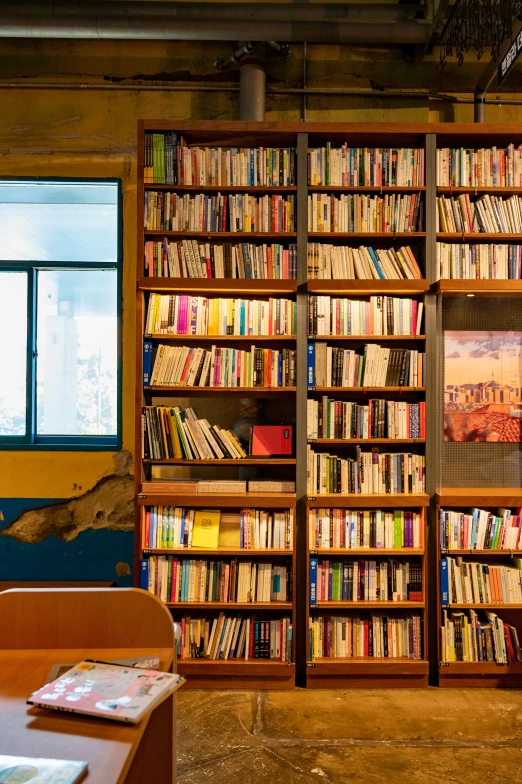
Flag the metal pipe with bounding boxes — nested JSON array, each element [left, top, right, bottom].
[[474, 90, 486, 123], [239, 56, 266, 121], [1, 2, 424, 23], [0, 17, 432, 44]]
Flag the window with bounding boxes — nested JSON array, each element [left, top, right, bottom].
[[0, 180, 121, 448]]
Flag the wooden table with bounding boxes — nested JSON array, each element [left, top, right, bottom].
[[0, 647, 176, 784]]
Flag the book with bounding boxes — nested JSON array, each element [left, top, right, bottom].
[[0, 756, 87, 784], [307, 398, 425, 440], [191, 509, 220, 549], [308, 193, 423, 233], [309, 508, 422, 549], [310, 558, 318, 604], [312, 558, 423, 602], [218, 513, 242, 548], [436, 194, 522, 234], [141, 480, 199, 494], [251, 425, 293, 456], [143, 340, 152, 386], [144, 191, 296, 233], [437, 144, 522, 187], [27, 660, 184, 724], [308, 296, 423, 336], [145, 239, 297, 280], [308, 146, 424, 187], [175, 613, 293, 661], [441, 556, 522, 605], [197, 480, 247, 494], [308, 342, 425, 389], [437, 242, 522, 280], [440, 506, 522, 550], [441, 608, 522, 663], [309, 612, 423, 660], [307, 243, 423, 280], [47, 656, 161, 682]]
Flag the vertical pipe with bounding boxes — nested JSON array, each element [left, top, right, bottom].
[[474, 89, 486, 123], [239, 55, 266, 120], [424, 132, 439, 684], [295, 131, 309, 686]]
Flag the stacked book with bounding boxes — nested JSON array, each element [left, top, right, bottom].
[[308, 295, 424, 336], [309, 613, 423, 660], [306, 446, 426, 495], [307, 145, 425, 187], [440, 506, 522, 551], [436, 242, 522, 279], [143, 132, 295, 185], [148, 344, 296, 388], [144, 557, 291, 603], [177, 614, 293, 661], [144, 191, 296, 233], [142, 405, 248, 461], [307, 343, 425, 388], [307, 243, 422, 280], [309, 558, 423, 602], [436, 144, 522, 187], [436, 193, 522, 233], [440, 556, 522, 604], [309, 508, 423, 549], [145, 239, 297, 279], [441, 608, 522, 663], [307, 399, 425, 440], [308, 193, 423, 233], [145, 294, 296, 336], [144, 506, 293, 550]]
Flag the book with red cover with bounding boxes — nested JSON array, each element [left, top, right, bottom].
[[250, 425, 293, 456]]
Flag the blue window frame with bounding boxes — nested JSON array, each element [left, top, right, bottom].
[[0, 179, 122, 450]]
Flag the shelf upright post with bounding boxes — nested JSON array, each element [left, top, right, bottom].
[[296, 131, 309, 686]]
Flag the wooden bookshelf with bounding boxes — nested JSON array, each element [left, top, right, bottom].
[[309, 186, 426, 193], [136, 493, 296, 507], [307, 494, 429, 508], [307, 334, 425, 341], [139, 278, 298, 294], [434, 280, 522, 297], [146, 458, 296, 465], [146, 334, 296, 342], [309, 438, 425, 445], [435, 490, 522, 688], [145, 386, 295, 396], [307, 280, 429, 295], [145, 184, 297, 193], [144, 230, 297, 240]]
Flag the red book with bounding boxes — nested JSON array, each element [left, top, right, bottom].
[[250, 425, 293, 456]]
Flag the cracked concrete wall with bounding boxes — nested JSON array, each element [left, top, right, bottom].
[[1, 35, 522, 584]]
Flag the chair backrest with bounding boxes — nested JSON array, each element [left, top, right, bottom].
[[0, 588, 175, 650]]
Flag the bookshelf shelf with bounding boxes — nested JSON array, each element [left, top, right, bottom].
[[144, 548, 293, 556], [309, 438, 426, 445], [435, 488, 522, 506], [312, 601, 425, 609], [441, 549, 522, 556], [176, 659, 296, 689], [145, 184, 298, 193], [434, 279, 522, 297], [308, 185, 426, 193], [310, 386, 425, 393], [307, 494, 429, 508], [165, 601, 293, 609], [437, 232, 522, 240], [443, 603, 522, 609], [144, 230, 298, 240], [147, 458, 296, 466], [314, 548, 424, 556], [306, 657, 429, 687], [139, 278, 298, 294], [307, 280, 429, 295], [145, 386, 296, 397], [137, 493, 296, 507], [308, 232, 426, 240], [437, 186, 522, 196], [307, 334, 425, 341]]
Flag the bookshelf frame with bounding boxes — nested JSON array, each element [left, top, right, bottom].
[[135, 121, 522, 690]]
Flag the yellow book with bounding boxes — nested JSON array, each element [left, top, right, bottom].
[[219, 513, 241, 548], [191, 509, 221, 549], [208, 299, 219, 335]]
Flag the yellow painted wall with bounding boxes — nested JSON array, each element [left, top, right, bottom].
[[1, 38, 522, 500]]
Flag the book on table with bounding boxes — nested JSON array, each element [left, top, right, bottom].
[[0, 755, 88, 784]]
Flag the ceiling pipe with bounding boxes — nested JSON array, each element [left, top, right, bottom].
[[0, 2, 426, 24], [239, 46, 266, 121]]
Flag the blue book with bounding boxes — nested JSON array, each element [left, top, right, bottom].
[[278, 353, 283, 387], [440, 557, 449, 604], [150, 508, 157, 549], [140, 558, 149, 591], [367, 247, 385, 280], [310, 558, 318, 604], [143, 341, 152, 386], [307, 343, 315, 387]]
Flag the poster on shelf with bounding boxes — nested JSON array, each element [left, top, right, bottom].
[[444, 330, 522, 442]]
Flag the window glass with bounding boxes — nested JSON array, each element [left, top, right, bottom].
[[0, 272, 27, 436]]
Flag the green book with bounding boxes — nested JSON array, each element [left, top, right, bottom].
[[332, 562, 340, 600], [394, 510, 403, 548]]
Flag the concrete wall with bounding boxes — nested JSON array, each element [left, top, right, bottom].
[[0, 36, 521, 583]]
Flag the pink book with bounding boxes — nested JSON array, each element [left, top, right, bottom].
[[412, 300, 418, 336]]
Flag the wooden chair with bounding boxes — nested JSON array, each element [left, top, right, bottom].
[[0, 587, 175, 653]]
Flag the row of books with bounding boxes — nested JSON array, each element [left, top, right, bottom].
[[440, 507, 522, 552], [436, 242, 522, 280], [306, 447, 426, 495], [145, 294, 296, 336], [144, 239, 297, 279], [307, 399, 425, 441], [144, 133, 296, 186], [143, 557, 292, 604], [436, 194, 522, 234], [308, 295, 424, 336], [144, 507, 294, 551], [308, 193, 424, 234], [309, 509, 423, 550], [307, 146, 425, 187], [307, 343, 425, 388], [436, 145, 522, 187], [144, 191, 296, 233], [441, 609, 521, 664], [309, 612, 423, 660], [307, 243, 422, 280], [142, 405, 248, 461], [309, 558, 423, 603], [440, 556, 522, 605], [176, 614, 293, 661], [140, 479, 295, 495], [148, 344, 297, 388]]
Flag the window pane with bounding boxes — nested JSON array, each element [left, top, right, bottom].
[[0, 182, 118, 262], [36, 270, 117, 436], [0, 272, 27, 436]]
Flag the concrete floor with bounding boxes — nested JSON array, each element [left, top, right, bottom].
[[177, 689, 522, 783]]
